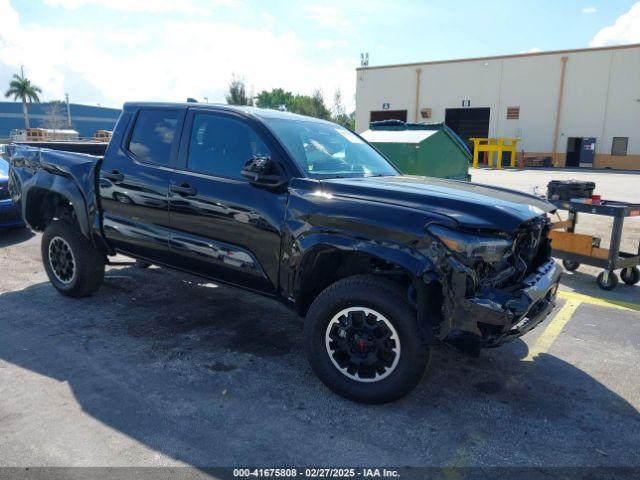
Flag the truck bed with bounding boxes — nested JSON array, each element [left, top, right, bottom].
[[12, 141, 108, 156], [7, 144, 103, 238]]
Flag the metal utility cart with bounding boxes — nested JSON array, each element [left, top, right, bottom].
[[549, 199, 640, 290]]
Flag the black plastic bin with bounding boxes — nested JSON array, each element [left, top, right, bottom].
[[547, 180, 596, 201]]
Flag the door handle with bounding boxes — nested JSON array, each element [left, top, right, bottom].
[[170, 184, 197, 197], [104, 170, 124, 182]]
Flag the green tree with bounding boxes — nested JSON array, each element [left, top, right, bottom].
[[331, 89, 355, 130], [225, 74, 252, 106], [4, 74, 42, 129], [332, 111, 355, 131], [289, 89, 331, 120], [255, 87, 344, 124], [255, 88, 294, 110], [332, 89, 345, 117]]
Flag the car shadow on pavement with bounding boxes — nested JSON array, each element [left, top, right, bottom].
[[0, 267, 639, 468], [0, 227, 34, 248]]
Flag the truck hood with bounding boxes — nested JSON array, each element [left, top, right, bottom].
[[319, 175, 555, 232]]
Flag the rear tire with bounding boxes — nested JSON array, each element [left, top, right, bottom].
[[41, 220, 105, 298], [304, 275, 430, 404]]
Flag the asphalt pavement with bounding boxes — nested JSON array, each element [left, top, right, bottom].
[[1, 226, 639, 471]]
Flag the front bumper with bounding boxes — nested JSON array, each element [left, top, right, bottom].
[[443, 259, 562, 348]]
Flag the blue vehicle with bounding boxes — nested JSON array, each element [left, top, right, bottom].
[[0, 145, 25, 228]]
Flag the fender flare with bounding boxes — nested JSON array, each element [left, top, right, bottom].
[[291, 231, 435, 297], [290, 232, 441, 340], [22, 169, 92, 239]]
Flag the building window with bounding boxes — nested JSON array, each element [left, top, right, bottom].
[[611, 137, 628, 156], [506, 106, 520, 120]]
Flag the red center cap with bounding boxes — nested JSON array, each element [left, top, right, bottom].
[[357, 338, 367, 352]]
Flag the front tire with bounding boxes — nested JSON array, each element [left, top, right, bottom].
[[42, 220, 105, 298], [304, 275, 430, 404]]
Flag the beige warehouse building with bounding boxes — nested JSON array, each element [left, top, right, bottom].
[[355, 44, 640, 170]]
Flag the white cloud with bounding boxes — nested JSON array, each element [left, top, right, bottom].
[[42, 0, 200, 13], [316, 39, 348, 50], [582, 6, 597, 14], [590, 1, 640, 46], [42, 0, 241, 14], [305, 4, 348, 30], [261, 12, 275, 25], [528, 47, 541, 53], [0, 0, 20, 40], [0, 0, 357, 110]]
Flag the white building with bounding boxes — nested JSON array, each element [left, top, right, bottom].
[[355, 44, 640, 170]]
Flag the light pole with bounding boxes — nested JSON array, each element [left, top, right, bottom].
[[65, 93, 72, 128]]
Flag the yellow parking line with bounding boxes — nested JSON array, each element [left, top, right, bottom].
[[558, 290, 639, 312], [524, 299, 582, 361]]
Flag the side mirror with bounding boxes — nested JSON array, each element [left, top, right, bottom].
[[241, 156, 286, 188]]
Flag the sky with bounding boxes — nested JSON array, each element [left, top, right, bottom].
[[0, 0, 639, 112]]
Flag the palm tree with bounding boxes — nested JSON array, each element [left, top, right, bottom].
[[4, 74, 42, 129]]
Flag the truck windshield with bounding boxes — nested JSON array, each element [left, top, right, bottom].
[[262, 117, 398, 179]]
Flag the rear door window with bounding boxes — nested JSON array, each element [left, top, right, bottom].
[[128, 109, 179, 165]]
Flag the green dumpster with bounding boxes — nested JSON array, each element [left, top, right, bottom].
[[361, 120, 471, 180]]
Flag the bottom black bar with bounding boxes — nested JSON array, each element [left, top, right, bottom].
[[0, 467, 638, 480]]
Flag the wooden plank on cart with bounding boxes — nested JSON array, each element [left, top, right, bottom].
[[549, 230, 594, 256], [551, 220, 573, 230], [591, 248, 610, 260]]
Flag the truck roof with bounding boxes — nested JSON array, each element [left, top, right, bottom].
[[122, 102, 336, 125]]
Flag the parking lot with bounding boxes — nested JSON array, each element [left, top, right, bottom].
[[0, 168, 639, 471]]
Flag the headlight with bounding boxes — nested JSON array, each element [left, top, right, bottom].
[[428, 225, 513, 263]]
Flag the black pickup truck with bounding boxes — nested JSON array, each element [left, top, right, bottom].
[[6, 103, 561, 403]]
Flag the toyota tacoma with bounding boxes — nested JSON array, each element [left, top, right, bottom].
[[6, 103, 561, 403]]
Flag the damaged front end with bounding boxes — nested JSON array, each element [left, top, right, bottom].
[[422, 216, 561, 349]]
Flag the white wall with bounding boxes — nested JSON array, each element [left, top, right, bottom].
[[355, 46, 640, 156], [556, 49, 612, 155], [496, 54, 562, 152], [355, 66, 416, 130], [601, 48, 640, 156], [417, 59, 502, 137]]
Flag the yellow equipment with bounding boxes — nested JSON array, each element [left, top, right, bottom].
[[470, 137, 521, 169]]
